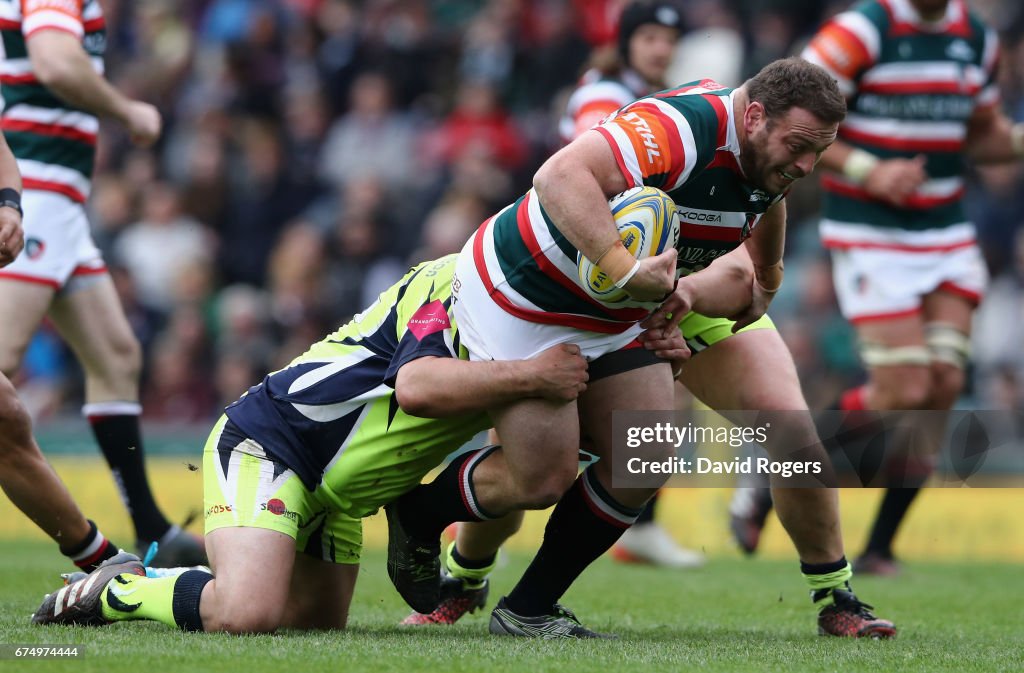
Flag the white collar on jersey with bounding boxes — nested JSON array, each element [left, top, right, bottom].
[[724, 90, 741, 158], [889, 0, 964, 33]]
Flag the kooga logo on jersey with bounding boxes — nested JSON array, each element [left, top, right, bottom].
[[679, 211, 722, 223]]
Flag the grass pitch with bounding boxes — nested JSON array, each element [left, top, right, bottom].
[[1, 540, 1021, 673]]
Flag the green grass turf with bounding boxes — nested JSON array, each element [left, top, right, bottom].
[[1, 540, 1021, 673]]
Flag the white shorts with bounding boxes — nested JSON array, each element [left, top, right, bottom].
[[452, 240, 642, 362], [830, 243, 988, 323], [0, 190, 105, 289]]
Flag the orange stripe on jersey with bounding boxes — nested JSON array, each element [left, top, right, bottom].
[[807, 22, 872, 80], [21, 0, 84, 21], [574, 99, 621, 140], [612, 103, 681, 184]]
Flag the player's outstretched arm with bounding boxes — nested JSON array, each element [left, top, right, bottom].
[[26, 30, 161, 147], [394, 344, 589, 418], [641, 245, 758, 331]]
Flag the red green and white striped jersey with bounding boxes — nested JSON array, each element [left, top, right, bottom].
[[0, 0, 106, 203], [802, 0, 998, 250], [471, 80, 782, 334]]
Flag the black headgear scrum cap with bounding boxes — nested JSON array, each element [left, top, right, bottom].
[[617, 2, 684, 66]]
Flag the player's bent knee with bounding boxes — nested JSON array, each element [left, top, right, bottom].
[[110, 336, 143, 379], [204, 602, 284, 634]]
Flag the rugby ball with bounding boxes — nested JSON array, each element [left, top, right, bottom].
[[577, 186, 680, 303]]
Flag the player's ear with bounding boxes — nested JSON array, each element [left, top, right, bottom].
[[744, 101, 766, 134]]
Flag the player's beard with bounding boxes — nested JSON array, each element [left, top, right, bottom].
[[737, 131, 781, 196]]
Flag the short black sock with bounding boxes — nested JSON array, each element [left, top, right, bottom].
[[172, 570, 214, 631], [800, 557, 849, 576], [450, 545, 496, 570]]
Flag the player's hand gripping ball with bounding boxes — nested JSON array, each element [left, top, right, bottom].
[[578, 186, 680, 304]]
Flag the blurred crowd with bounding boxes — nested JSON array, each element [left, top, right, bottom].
[[13, 0, 1024, 424]]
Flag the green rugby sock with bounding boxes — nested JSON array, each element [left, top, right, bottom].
[[801, 558, 853, 610], [101, 570, 213, 630], [445, 543, 497, 589], [101, 574, 178, 626]]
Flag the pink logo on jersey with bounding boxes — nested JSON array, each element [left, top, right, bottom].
[[407, 300, 450, 340]]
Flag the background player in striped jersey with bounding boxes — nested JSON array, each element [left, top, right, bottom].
[[0, 0, 203, 565], [388, 58, 895, 638], [0, 127, 122, 574], [31, 255, 687, 633], [732, 0, 1024, 576]]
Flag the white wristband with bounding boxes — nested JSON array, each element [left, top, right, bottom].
[[842, 148, 879, 184], [1012, 123, 1024, 158], [613, 260, 641, 289]]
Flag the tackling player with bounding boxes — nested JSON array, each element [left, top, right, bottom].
[[30, 254, 686, 633]]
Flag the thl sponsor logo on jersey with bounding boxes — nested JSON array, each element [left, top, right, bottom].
[[749, 190, 769, 203], [621, 112, 661, 164], [407, 299, 450, 340]]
